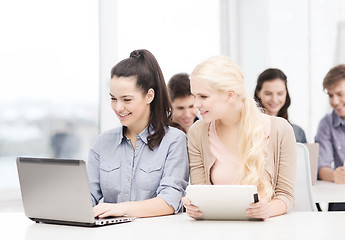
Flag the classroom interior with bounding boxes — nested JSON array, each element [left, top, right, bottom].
[[1, 1, 345, 238]]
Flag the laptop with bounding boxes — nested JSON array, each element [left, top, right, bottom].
[[304, 143, 319, 185], [16, 157, 135, 227], [185, 185, 261, 220]]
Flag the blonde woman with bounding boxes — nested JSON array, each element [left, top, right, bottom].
[[182, 56, 297, 220]]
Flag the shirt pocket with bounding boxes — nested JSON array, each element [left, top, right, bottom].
[[138, 162, 164, 193], [100, 161, 122, 191]]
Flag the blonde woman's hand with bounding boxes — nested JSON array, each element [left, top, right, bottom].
[[182, 197, 202, 219], [246, 198, 270, 220]]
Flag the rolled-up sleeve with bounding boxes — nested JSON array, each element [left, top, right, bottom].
[[156, 133, 189, 213]]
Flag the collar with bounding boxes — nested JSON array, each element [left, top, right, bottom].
[[118, 126, 127, 145], [118, 125, 150, 145], [332, 110, 345, 128], [137, 126, 149, 145]]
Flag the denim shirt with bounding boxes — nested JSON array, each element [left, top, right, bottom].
[[315, 110, 345, 171], [87, 126, 189, 213]]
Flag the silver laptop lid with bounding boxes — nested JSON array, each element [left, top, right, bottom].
[[16, 157, 95, 224]]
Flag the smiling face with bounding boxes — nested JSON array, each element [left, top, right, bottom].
[[190, 78, 230, 123], [256, 78, 287, 116], [110, 76, 153, 133], [171, 95, 198, 132], [326, 79, 345, 119]]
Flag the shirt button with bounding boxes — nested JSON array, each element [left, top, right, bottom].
[[338, 146, 342, 150], [125, 193, 128, 197], [128, 177, 131, 181]]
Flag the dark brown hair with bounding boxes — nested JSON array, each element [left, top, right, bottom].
[[167, 73, 192, 102], [110, 49, 172, 150], [254, 68, 291, 121], [323, 64, 345, 90]]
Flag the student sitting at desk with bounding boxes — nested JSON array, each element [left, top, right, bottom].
[[167, 73, 199, 133], [182, 56, 297, 220], [315, 64, 345, 211], [254, 68, 307, 143], [88, 49, 189, 218]]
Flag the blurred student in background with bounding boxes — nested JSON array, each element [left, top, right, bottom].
[[315, 64, 345, 211], [167, 73, 198, 133], [254, 68, 307, 143]]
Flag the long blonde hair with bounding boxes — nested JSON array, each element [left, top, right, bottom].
[[191, 56, 273, 200]]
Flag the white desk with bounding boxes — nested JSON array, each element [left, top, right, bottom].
[[1, 212, 344, 240], [312, 180, 345, 203]]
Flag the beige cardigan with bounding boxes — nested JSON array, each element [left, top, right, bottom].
[[187, 116, 297, 212]]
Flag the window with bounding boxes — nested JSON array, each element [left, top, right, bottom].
[[0, 0, 99, 211], [100, 0, 221, 131], [117, 0, 220, 79]]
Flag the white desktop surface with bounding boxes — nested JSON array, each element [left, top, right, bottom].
[[313, 180, 345, 203], [1, 212, 344, 240]]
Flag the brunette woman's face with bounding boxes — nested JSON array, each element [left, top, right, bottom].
[[110, 76, 153, 131], [257, 78, 287, 116]]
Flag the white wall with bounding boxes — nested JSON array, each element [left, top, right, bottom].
[[99, 0, 221, 132], [234, 0, 345, 142], [100, 0, 345, 140], [309, 0, 345, 139], [99, 0, 121, 133]]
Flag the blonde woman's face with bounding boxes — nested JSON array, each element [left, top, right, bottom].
[[257, 78, 287, 116], [190, 78, 229, 122]]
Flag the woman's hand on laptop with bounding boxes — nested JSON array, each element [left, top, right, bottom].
[[334, 166, 345, 184], [93, 203, 127, 218], [182, 197, 202, 219], [246, 198, 269, 220]]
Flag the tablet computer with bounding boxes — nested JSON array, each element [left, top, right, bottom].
[[186, 185, 259, 220]]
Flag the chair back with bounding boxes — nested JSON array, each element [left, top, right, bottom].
[[292, 143, 317, 211], [304, 143, 319, 185]]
